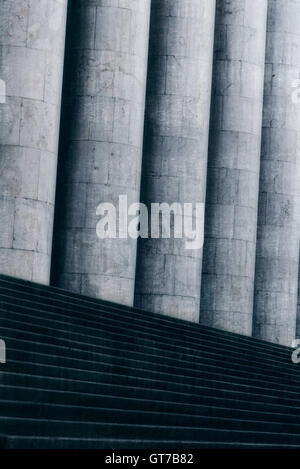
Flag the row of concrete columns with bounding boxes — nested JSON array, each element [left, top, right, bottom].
[[0, 0, 300, 346]]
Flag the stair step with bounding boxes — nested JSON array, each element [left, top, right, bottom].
[[1, 274, 300, 448]]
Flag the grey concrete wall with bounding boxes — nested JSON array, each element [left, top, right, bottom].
[[200, 0, 268, 336], [0, 0, 67, 284], [134, 0, 216, 322], [52, 0, 151, 305], [253, 0, 300, 346]]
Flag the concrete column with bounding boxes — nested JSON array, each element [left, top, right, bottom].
[[134, 0, 216, 322], [0, 0, 67, 284], [200, 0, 268, 336], [297, 256, 300, 338], [52, 0, 151, 305], [253, 0, 300, 346]]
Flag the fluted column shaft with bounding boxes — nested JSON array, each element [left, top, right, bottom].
[[253, 0, 300, 346], [0, 0, 68, 284], [200, 0, 268, 335], [52, 0, 151, 305], [134, 0, 216, 321]]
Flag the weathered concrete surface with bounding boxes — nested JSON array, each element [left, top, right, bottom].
[[297, 257, 300, 339], [0, 0, 67, 284], [200, 0, 268, 336], [134, 0, 216, 322], [253, 0, 300, 346], [52, 0, 151, 305]]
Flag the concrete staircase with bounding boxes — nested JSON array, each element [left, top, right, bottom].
[[0, 274, 300, 448]]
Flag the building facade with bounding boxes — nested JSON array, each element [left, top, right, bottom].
[[0, 0, 300, 346]]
